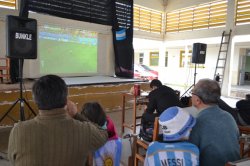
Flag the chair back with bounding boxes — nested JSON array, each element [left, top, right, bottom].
[[238, 125, 250, 158], [134, 117, 159, 166]]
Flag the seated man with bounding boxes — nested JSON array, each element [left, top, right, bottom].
[[144, 106, 199, 166], [8, 75, 108, 166], [218, 98, 241, 125], [190, 78, 240, 166], [218, 96, 250, 126], [140, 79, 183, 141], [236, 94, 250, 125]]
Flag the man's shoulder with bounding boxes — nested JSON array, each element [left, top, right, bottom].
[[13, 118, 36, 127], [237, 99, 250, 108], [161, 85, 173, 90], [196, 106, 237, 127], [150, 85, 174, 94], [147, 141, 199, 157], [149, 141, 198, 149]]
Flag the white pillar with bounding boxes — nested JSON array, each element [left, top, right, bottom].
[[221, 0, 236, 96]]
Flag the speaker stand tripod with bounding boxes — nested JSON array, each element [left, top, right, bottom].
[[0, 59, 36, 123], [181, 63, 198, 98]]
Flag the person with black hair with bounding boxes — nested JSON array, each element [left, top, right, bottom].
[[8, 75, 108, 166], [236, 94, 250, 125], [217, 96, 250, 126], [81, 102, 119, 140], [215, 73, 220, 82], [81, 102, 122, 166], [140, 79, 183, 141]]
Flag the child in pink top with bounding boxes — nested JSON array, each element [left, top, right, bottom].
[[81, 102, 121, 166], [81, 102, 118, 140], [106, 116, 118, 140]]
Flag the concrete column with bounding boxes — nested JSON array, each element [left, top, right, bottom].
[[159, 43, 166, 67], [221, 0, 236, 96]]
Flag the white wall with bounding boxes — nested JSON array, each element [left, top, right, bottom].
[[134, 39, 220, 86], [0, 8, 114, 78], [166, 0, 215, 12], [134, 0, 164, 11], [133, 0, 250, 96]]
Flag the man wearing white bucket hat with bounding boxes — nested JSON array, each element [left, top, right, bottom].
[[190, 78, 240, 166], [144, 106, 199, 166]]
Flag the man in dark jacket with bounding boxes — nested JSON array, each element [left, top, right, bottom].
[[236, 94, 250, 125], [141, 79, 183, 132]]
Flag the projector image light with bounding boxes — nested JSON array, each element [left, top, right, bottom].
[[6, 15, 37, 59]]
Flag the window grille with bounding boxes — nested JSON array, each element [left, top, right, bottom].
[[0, 0, 16, 9], [134, 5, 163, 33], [139, 53, 144, 64], [166, 0, 227, 33], [236, 0, 250, 25], [165, 51, 168, 67], [150, 52, 159, 66], [28, 0, 113, 26]]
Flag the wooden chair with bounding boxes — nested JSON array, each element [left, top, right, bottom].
[[226, 126, 250, 166], [238, 125, 250, 158], [134, 117, 159, 166], [225, 157, 250, 166], [0, 57, 10, 83]]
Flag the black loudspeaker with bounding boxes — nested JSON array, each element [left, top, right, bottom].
[[192, 43, 207, 64], [6, 15, 37, 59]]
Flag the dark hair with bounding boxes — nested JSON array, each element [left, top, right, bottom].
[[32, 75, 68, 110], [150, 79, 162, 88], [81, 102, 107, 126], [192, 78, 221, 104], [246, 94, 250, 100]]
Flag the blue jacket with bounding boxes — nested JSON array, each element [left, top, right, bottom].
[[189, 105, 240, 166]]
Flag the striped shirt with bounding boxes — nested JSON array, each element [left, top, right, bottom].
[[144, 141, 199, 166]]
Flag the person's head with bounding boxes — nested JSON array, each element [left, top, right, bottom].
[[191, 78, 221, 109], [246, 94, 250, 100], [150, 79, 162, 90], [159, 106, 196, 141], [81, 102, 107, 126], [32, 75, 68, 110]]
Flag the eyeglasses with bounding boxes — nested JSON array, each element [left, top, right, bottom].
[[191, 92, 198, 96], [191, 92, 204, 102]]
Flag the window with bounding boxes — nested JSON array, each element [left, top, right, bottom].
[[180, 50, 204, 68], [235, 0, 250, 25], [139, 53, 144, 64], [134, 5, 163, 33], [0, 0, 16, 9], [166, 0, 227, 33], [150, 52, 159, 66], [165, 51, 168, 67]]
